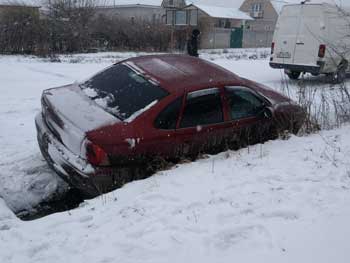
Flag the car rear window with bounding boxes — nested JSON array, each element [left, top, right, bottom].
[[81, 64, 169, 120]]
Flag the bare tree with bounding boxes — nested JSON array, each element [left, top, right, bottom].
[[44, 0, 97, 53], [0, 3, 42, 54], [90, 15, 171, 52]]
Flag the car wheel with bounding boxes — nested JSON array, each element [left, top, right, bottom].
[[286, 71, 301, 80]]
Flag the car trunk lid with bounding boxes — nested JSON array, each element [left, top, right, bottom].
[[41, 84, 118, 156]]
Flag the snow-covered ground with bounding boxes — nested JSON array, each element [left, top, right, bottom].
[[1, 126, 350, 263], [1, 49, 350, 262]]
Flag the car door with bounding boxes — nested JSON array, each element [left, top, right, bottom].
[[139, 96, 183, 160], [175, 87, 231, 158], [223, 86, 273, 149]]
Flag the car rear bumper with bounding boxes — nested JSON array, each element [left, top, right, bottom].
[[35, 113, 116, 197], [269, 62, 324, 74]]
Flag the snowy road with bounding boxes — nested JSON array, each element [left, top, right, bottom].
[[0, 50, 350, 262]]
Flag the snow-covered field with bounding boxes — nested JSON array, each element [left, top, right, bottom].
[[1, 49, 350, 262]]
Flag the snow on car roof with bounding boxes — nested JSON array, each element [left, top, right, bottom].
[[191, 4, 252, 20], [126, 55, 240, 93]]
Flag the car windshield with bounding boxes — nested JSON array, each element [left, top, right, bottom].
[[81, 64, 169, 120]]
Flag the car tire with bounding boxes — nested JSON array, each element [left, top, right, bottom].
[[286, 71, 301, 80]]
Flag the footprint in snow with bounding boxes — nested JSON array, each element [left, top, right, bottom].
[[27, 243, 50, 258], [212, 225, 271, 250], [79, 215, 93, 223], [260, 210, 299, 220], [0, 224, 11, 231], [143, 193, 180, 203]]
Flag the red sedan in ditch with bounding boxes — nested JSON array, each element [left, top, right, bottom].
[[35, 54, 305, 197]]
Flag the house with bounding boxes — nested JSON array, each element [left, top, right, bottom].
[[162, 0, 253, 49], [95, 0, 165, 24]]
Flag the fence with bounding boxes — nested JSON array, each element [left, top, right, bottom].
[[243, 30, 274, 48], [200, 27, 231, 49]]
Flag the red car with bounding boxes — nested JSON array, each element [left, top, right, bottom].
[[36, 54, 305, 197]]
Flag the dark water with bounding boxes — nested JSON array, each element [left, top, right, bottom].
[[17, 188, 85, 221]]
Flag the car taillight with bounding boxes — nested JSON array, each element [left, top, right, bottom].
[[318, 44, 326, 58], [86, 141, 110, 166], [271, 42, 275, 54]]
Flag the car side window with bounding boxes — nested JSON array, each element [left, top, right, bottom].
[[155, 97, 183, 130], [225, 86, 264, 120], [180, 88, 223, 128]]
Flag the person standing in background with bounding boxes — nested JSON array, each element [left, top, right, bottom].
[[187, 29, 201, 57]]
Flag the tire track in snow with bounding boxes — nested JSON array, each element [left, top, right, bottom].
[[23, 65, 72, 79]]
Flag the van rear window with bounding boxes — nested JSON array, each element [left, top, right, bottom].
[[81, 64, 169, 120]]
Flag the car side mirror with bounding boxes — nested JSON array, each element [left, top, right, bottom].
[[258, 106, 273, 119]]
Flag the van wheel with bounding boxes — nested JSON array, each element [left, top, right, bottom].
[[286, 71, 301, 80]]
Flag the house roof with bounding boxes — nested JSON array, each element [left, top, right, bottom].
[[270, 0, 349, 14], [0, 0, 41, 7], [97, 0, 162, 7], [190, 3, 252, 20], [186, 0, 245, 8], [270, 0, 293, 14]]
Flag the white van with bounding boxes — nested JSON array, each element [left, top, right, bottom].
[[270, 2, 350, 83]]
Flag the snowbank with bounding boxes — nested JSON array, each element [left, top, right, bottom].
[[0, 125, 350, 262]]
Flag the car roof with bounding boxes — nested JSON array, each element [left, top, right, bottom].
[[122, 54, 241, 94]]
